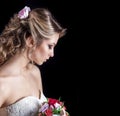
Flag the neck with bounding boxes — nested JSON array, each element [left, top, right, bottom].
[[10, 52, 30, 68]]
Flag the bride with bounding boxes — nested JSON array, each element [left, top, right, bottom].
[[0, 6, 66, 116]]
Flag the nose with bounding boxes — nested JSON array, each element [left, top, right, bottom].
[[50, 50, 54, 57]]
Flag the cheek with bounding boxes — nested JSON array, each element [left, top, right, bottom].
[[33, 46, 48, 59], [38, 46, 48, 56]]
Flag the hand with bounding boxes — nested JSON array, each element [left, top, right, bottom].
[[60, 108, 69, 116]]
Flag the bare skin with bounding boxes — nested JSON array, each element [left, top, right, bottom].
[[0, 33, 59, 108]]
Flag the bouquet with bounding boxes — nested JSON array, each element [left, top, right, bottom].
[[37, 97, 70, 116]]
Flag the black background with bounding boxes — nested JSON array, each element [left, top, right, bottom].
[[0, 1, 113, 115], [0, 0, 88, 115]]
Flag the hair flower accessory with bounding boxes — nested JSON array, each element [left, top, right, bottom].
[[18, 6, 31, 19]]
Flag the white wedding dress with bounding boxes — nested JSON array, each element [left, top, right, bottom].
[[0, 92, 47, 116]]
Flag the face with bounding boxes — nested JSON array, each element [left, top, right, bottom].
[[31, 33, 59, 65]]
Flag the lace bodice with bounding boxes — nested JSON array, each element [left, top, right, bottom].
[[0, 92, 47, 116]]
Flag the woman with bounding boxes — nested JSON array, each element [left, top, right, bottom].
[[0, 6, 66, 116]]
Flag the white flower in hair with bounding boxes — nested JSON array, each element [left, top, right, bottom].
[[18, 6, 31, 19]]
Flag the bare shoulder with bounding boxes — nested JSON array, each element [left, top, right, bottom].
[[0, 77, 11, 107], [29, 64, 43, 90]]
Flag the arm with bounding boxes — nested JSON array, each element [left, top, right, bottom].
[[60, 108, 70, 116], [37, 68, 43, 92], [32, 64, 43, 91]]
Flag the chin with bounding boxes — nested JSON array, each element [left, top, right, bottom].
[[34, 61, 43, 65], [38, 61, 44, 65]]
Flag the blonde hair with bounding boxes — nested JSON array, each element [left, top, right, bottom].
[[0, 7, 66, 66]]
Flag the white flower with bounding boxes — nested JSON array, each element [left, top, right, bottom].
[[54, 102, 62, 110]]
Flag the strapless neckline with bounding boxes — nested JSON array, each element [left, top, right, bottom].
[[2, 92, 47, 116], [7, 96, 43, 106]]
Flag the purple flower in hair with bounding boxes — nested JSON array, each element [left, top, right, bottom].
[[18, 6, 31, 19]]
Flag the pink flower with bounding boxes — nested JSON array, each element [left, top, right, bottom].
[[18, 6, 31, 19]]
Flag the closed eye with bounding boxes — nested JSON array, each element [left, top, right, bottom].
[[48, 45, 54, 49]]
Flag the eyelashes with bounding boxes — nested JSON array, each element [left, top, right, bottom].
[[48, 45, 53, 49]]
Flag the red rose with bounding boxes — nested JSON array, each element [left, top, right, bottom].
[[48, 98, 60, 105], [45, 108, 53, 116]]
